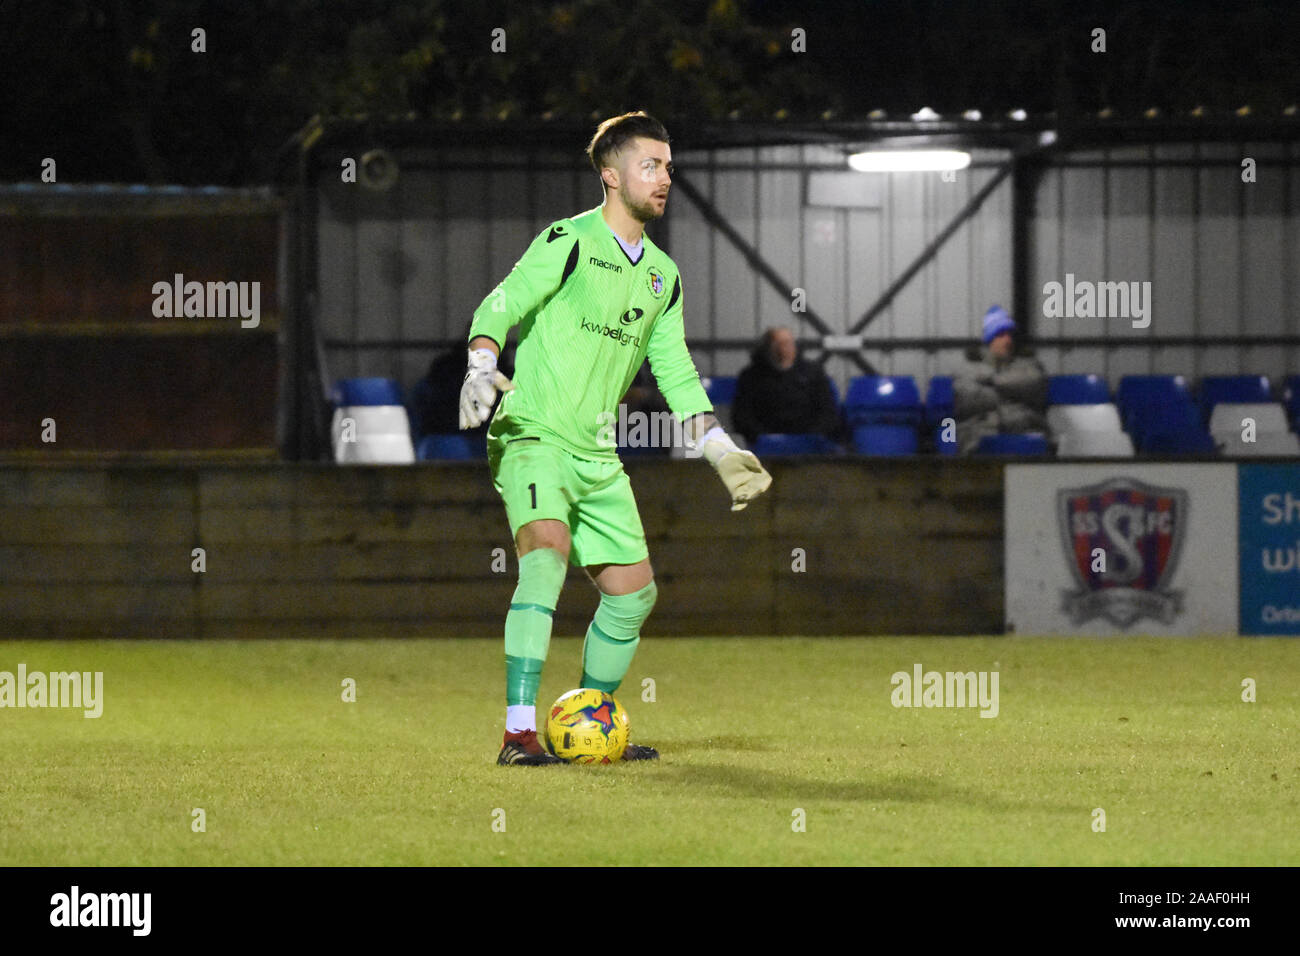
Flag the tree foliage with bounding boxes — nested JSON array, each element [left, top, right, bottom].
[[1, 0, 1295, 185]]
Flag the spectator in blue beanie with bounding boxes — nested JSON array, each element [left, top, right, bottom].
[[951, 306, 1048, 454]]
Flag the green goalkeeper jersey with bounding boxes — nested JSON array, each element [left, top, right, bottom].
[[469, 206, 712, 461]]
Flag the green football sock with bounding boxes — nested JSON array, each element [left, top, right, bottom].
[[504, 548, 567, 707], [580, 580, 657, 694]]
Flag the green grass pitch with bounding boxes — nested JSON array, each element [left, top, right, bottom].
[[1, 636, 1297, 866]]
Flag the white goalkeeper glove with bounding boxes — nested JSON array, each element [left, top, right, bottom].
[[458, 347, 514, 429], [695, 426, 772, 511]]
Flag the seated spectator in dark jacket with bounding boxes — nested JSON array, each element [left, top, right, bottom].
[[615, 360, 672, 455], [412, 327, 514, 437], [621, 359, 670, 420], [951, 306, 1048, 454], [732, 327, 840, 446]]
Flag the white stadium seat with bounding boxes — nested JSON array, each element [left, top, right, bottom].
[[1207, 402, 1291, 436], [1047, 403, 1124, 435], [1209, 402, 1299, 457], [331, 406, 415, 464], [1056, 429, 1135, 458], [1047, 403, 1132, 457], [1215, 431, 1300, 457]]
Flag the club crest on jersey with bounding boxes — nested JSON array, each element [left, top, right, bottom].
[[647, 267, 666, 298], [1056, 477, 1188, 627]]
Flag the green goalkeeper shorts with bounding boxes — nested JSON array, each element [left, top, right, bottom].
[[490, 437, 649, 568]]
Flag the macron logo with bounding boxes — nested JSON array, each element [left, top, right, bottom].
[[588, 256, 622, 274], [50, 886, 151, 937]]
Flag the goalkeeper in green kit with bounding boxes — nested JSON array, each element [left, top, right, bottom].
[[459, 112, 773, 765]]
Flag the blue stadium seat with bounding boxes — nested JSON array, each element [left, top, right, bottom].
[[751, 433, 838, 456], [703, 375, 738, 406], [405, 377, 433, 438], [333, 377, 405, 407], [924, 375, 954, 427], [1129, 401, 1216, 454], [1116, 375, 1194, 435], [1129, 400, 1190, 445], [934, 425, 959, 455], [1048, 374, 1110, 405], [417, 433, 485, 460], [1140, 426, 1218, 456], [1284, 375, 1300, 429], [1199, 375, 1271, 422], [843, 375, 923, 426], [332, 378, 416, 463], [618, 441, 667, 457], [851, 425, 918, 456], [1117, 374, 1192, 408], [973, 433, 1051, 456]]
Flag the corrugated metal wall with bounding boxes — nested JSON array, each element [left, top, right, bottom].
[[313, 139, 1298, 398], [666, 144, 1011, 391], [1031, 142, 1300, 383], [316, 147, 598, 388]]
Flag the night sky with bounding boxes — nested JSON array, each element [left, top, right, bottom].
[[1, 0, 1295, 185]]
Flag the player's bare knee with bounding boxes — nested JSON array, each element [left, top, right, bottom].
[[516, 519, 570, 561], [592, 560, 653, 597]]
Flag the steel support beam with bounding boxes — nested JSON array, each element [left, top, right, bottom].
[[670, 170, 875, 373], [848, 162, 1015, 336]]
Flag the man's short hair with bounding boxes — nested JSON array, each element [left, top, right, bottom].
[[586, 111, 670, 180], [760, 326, 792, 347]]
